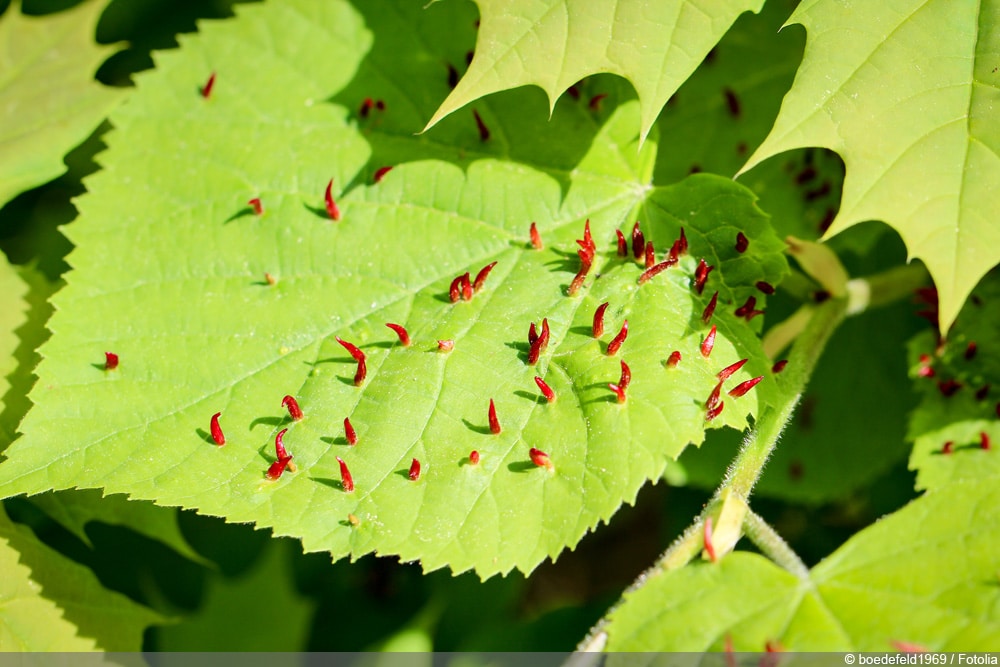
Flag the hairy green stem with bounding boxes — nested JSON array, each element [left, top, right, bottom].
[[742, 509, 810, 580]]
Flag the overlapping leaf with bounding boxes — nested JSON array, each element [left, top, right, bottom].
[[425, 0, 765, 144], [0, 252, 28, 424], [907, 269, 1000, 492], [740, 0, 1000, 333], [0, 0, 786, 577], [0, 504, 161, 650], [605, 477, 1000, 650], [0, 0, 124, 207]]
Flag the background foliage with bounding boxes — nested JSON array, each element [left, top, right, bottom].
[[0, 0, 996, 652]]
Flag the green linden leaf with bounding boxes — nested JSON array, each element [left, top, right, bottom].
[[28, 489, 209, 566], [155, 540, 314, 651], [0, 252, 28, 423], [0, 0, 125, 208], [907, 269, 1000, 492], [424, 0, 765, 144], [0, 504, 161, 651], [739, 0, 1000, 334], [605, 477, 1000, 651], [0, 0, 786, 578]]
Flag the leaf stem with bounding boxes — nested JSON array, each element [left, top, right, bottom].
[[742, 509, 810, 580], [575, 295, 846, 652]]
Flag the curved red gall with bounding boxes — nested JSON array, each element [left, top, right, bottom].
[[359, 97, 374, 118], [700, 325, 717, 358], [755, 281, 775, 295], [488, 399, 501, 434], [473, 109, 490, 141], [460, 272, 472, 301], [344, 417, 357, 446], [473, 262, 497, 292], [336, 337, 366, 362], [616, 230, 628, 256], [201, 72, 216, 99], [965, 341, 978, 360], [942, 441, 954, 455], [324, 179, 341, 221], [373, 166, 393, 183], [772, 359, 788, 373], [981, 432, 991, 451], [104, 352, 119, 370], [282, 395, 303, 421], [976, 384, 990, 400], [938, 379, 962, 397], [677, 227, 688, 256], [638, 258, 676, 285], [705, 400, 725, 421], [248, 197, 263, 216], [593, 302, 609, 338], [735, 232, 749, 253], [449, 275, 463, 303], [644, 241, 655, 268], [606, 320, 628, 356], [337, 457, 355, 492], [528, 319, 550, 364], [530, 222, 543, 250], [706, 382, 723, 411], [534, 376, 555, 403], [608, 383, 626, 403], [693, 259, 714, 295], [264, 272, 277, 286], [631, 222, 645, 260], [717, 358, 748, 381], [729, 376, 763, 398], [266, 457, 293, 481], [353, 357, 367, 386], [666, 350, 682, 368], [469, 450, 480, 465], [385, 323, 411, 346], [528, 321, 538, 346], [701, 291, 718, 323], [437, 339, 454, 352], [210, 412, 225, 446], [529, 447, 553, 470], [274, 428, 291, 460], [588, 93, 607, 111], [409, 458, 421, 481], [618, 360, 632, 392]]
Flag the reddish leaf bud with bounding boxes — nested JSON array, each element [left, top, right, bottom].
[[703, 516, 718, 562]]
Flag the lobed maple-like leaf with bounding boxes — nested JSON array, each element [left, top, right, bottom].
[[0, 0, 786, 578], [606, 477, 1000, 650], [0, 0, 124, 207], [739, 0, 1000, 333], [424, 0, 765, 144]]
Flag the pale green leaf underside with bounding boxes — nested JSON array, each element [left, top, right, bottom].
[[28, 489, 209, 565], [606, 478, 1000, 651], [0, 252, 28, 423], [0, 505, 161, 651], [740, 0, 1000, 333], [0, 0, 124, 207], [425, 0, 764, 144], [157, 540, 314, 651], [0, 0, 786, 578]]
